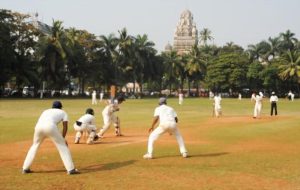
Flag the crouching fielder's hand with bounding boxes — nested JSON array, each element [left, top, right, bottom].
[[148, 127, 154, 133]]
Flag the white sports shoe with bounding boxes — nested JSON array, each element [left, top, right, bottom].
[[74, 137, 80, 144], [87, 140, 94, 145], [182, 152, 188, 158], [143, 153, 153, 159]]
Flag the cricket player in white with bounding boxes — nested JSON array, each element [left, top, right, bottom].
[[73, 108, 97, 144], [22, 101, 79, 175], [143, 97, 188, 159], [213, 94, 222, 117], [178, 91, 184, 105], [92, 90, 97, 105], [97, 96, 125, 137], [253, 92, 263, 118], [99, 91, 104, 102], [288, 90, 295, 101]]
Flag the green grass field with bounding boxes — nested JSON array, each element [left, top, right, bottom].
[[0, 98, 300, 190]]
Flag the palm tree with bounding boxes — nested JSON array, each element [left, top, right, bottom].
[[247, 41, 270, 64], [199, 28, 214, 46], [38, 20, 68, 89], [99, 33, 119, 88], [118, 28, 136, 93], [162, 51, 182, 92], [279, 30, 298, 51], [134, 34, 156, 93], [185, 45, 206, 95], [278, 50, 300, 81], [222, 42, 244, 53], [267, 36, 281, 59]]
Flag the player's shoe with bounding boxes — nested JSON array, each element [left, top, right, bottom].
[[68, 168, 80, 175], [74, 137, 80, 144], [182, 152, 188, 158], [143, 153, 153, 159], [22, 169, 33, 174], [87, 140, 94, 145], [93, 135, 99, 141]]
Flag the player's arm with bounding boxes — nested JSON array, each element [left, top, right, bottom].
[[149, 116, 159, 133], [112, 104, 120, 112], [62, 121, 68, 146], [62, 121, 68, 138]]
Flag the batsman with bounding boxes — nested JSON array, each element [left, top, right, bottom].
[[97, 86, 125, 137]]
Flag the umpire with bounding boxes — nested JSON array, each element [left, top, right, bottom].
[[270, 92, 278, 116]]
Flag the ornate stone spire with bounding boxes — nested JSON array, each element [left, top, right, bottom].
[[173, 9, 198, 54]]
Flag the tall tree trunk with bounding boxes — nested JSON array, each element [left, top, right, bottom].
[[188, 78, 191, 96], [196, 81, 199, 97]]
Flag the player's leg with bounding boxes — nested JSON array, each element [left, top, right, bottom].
[[73, 123, 83, 144], [86, 124, 97, 144], [22, 126, 46, 172], [113, 116, 122, 136], [253, 105, 258, 118], [257, 104, 262, 117], [214, 106, 219, 117], [271, 103, 273, 116], [274, 103, 277, 115], [49, 125, 75, 172], [144, 126, 166, 158], [97, 120, 111, 137], [171, 126, 188, 157]]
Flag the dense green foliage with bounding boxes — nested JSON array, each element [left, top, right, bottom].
[[1, 9, 300, 97]]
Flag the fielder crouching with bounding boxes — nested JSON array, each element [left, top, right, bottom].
[[73, 108, 98, 144], [22, 101, 79, 175]]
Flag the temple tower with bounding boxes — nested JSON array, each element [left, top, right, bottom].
[[172, 9, 198, 54]]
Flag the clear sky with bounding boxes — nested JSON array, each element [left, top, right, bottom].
[[1, 0, 300, 52]]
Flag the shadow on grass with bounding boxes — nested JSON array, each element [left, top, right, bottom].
[[80, 160, 137, 173], [93, 140, 131, 145], [32, 169, 66, 174], [157, 152, 229, 159], [189, 152, 230, 158], [31, 160, 137, 174]]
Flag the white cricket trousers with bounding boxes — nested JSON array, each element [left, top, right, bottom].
[[214, 104, 221, 117], [22, 123, 75, 172], [254, 103, 262, 117], [74, 123, 97, 143], [147, 122, 187, 155], [98, 114, 119, 136]]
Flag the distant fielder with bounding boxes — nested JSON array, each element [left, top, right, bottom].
[[22, 101, 79, 175], [73, 108, 98, 144], [97, 96, 125, 138], [253, 92, 263, 118], [92, 90, 97, 105], [99, 91, 104, 102], [178, 90, 184, 105], [143, 97, 188, 159], [213, 93, 222, 117]]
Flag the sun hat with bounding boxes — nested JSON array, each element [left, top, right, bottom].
[[158, 97, 167, 105]]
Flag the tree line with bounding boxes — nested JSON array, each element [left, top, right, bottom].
[[1, 9, 300, 98]]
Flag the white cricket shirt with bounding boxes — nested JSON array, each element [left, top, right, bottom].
[[154, 104, 177, 124], [36, 108, 68, 126], [77, 114, 95, 125]]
